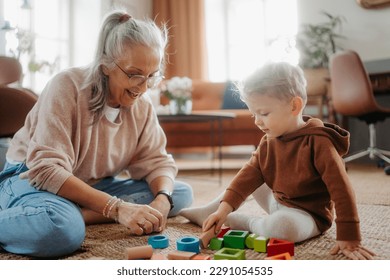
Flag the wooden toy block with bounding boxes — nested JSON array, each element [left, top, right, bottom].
[[267, 238, 294, 257], [151, 253, 168, 260], [199, 225, 217, 249], [217, 226, 231, 238], [223, 230, 249, 249], [214, 248, 246, 260], [148, 235, 169, 249], [245, 233, 259, 249], [209, 237, 224, 250], [253, 236, 269, 253], [177, 236, 200, 253], [168, 250, 197, 260], [125, 245, 153, 260], [191, 254, 212, 260], [265, 252, 293, 260]]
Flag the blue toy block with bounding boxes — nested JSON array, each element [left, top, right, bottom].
[[148, 235, 169, 249], [223, 230, 249, 249], [176, 236, 200, 254]]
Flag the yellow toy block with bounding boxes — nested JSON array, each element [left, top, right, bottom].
[[253, 236, 269, 253], [245, 233, 259, 249]]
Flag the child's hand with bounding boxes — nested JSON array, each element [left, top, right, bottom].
[[202, 201, 233, 234], [330, 240, 376, 260]]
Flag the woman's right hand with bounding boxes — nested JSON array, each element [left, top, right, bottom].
[[202, 201, 233, 234], [116, 201, 164, 235]]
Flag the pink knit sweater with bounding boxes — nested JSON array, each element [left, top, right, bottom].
[[7, 67, 177, 193]]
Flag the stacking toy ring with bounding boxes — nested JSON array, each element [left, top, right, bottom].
[[176, 236, 200, 253], [148, 235, 169, 249]]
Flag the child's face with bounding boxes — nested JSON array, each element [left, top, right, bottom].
[[245, 93, 299, 138]]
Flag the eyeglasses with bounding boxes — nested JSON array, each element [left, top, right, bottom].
[[114, 62, 164, 88]]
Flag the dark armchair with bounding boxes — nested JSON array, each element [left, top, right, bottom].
[[0, 56, 38, 169]]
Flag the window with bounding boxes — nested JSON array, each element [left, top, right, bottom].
[[1, 0, 69, 93], [205, 0, 298, 81]]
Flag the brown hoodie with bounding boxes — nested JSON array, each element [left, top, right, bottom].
[[222, 116, 361, 241]]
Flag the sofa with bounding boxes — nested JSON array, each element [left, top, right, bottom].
[[159, 80, 264, 149]]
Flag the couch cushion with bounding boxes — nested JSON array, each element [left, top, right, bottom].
[[221, 81, 248, 109], [191, 80, 225, 110]]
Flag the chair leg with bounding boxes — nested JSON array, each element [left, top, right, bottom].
[[377, 149, 390, 157], [344, 123, 390, 164], [344, 149, 370, 163], [373, 150, 390, 164]]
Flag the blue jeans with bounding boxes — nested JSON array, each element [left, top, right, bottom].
[[0, 162, 193, 258]]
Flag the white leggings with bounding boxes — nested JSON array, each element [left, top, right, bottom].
[[248, 184, 321, 243]]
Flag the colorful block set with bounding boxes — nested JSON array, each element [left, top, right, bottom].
[[123, 227, 294, 260], [204, 227, 294, 260]]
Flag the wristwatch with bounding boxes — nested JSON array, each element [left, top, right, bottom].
[[155, 190, 174, 210]]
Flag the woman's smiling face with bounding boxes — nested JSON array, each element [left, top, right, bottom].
[[104, 44, 162, 108]]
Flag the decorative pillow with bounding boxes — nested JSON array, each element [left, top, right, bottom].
[[221, 81, 248, 109]]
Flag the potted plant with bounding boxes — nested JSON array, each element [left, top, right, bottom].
[[296, 11, 346, 69], [296, 11, 346, 122]]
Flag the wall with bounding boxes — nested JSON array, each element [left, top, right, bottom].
[[70, 0, 103, 66], [70, 0, 152, 67], [297, 0, 390, 160], [297, 0, 390, 61]]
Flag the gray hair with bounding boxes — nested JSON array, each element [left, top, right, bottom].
[[83, 10, 168, 121], [240, 62, 307, 104]]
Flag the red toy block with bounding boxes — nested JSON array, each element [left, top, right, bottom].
[[267, 238, 294, 257], [265, 252, 293, 260], [217, 226, 231, 238]]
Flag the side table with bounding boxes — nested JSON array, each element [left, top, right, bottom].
[[157, 111, 236, 184]]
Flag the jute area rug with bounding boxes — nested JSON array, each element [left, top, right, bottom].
[[0, 162, 389, 260]]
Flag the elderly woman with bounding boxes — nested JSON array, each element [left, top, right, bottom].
[[0, 11, 193, 258]]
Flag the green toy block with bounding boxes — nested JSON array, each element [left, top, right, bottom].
[[214, 248, 246, 260], [223, 230, 249, 249], [253, 236, 269, 253], [245, 233, 259, 249], [209, 237, 224, 250]]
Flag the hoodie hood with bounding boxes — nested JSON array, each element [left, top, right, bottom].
[[279, 116, 350, 156]]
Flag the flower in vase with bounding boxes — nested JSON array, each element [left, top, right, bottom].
[[162, 76, 192, 100], [162, 76, 193, 114]]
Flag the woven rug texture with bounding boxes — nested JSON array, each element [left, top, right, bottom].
[[0, 162, 389, 260]]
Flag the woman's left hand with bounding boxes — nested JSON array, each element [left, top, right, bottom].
[[330, 240, 376, 260]]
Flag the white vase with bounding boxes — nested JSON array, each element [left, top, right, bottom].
[[169, 99, 192, 115]]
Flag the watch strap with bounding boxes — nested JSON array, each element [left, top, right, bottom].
[[155, 190, 174, 210]]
